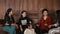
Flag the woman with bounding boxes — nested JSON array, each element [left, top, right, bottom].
[[3, 8, 16, 34], [17, 10, 32, 34], [4, 8, 15, 24], [39, 9, 52, 34]]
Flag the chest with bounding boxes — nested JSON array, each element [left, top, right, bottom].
[[21, 19, 28, 25]]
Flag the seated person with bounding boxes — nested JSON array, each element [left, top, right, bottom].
[[24, 24, 36, 34], [48, 10, 60, 34], [39, 9, 52, 34], [3, 8, 16, 34], [17, 11, 32, 34]]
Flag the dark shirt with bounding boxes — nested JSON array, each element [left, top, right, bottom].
[[17, 17, 32, 31], [18, 17, 31, 26], [4, 15, 15, 24]]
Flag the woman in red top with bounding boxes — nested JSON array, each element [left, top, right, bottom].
[[39, 9, 52, 34]]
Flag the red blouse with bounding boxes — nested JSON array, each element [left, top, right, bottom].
[[39, 16, 51, 30]]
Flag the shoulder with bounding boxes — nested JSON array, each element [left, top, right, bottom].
[[32, 29, 35, 31], [24, 29, 30, 32]]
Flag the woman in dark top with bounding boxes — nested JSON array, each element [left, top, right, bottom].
[[3, 8, 16, 34], [18, 10, 32, 34], [4, 8, 15, 24]]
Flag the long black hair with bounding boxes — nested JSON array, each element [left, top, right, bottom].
[[4, 8, 13, 26], [5, 8, 12, 16], [42, 9, 48, 13]]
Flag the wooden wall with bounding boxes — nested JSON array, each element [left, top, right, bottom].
[[0, 0, 60, 23]]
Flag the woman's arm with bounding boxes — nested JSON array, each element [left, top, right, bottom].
[[18, 19, 23, 31], [4, 16, 8, 23], [24, 29, 28, 34]]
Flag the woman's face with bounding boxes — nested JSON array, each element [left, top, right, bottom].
[[22, 12, 27, 17], [43, 11, 48, 16], [9, 10, 12, 16]]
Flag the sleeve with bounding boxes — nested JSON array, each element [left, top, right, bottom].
[[33, 29, 36, 34], [24, 30, 27, 34], [4, 16, 8, 23], [12, 16, 15, 23], [27, 17, 33, 24], [18, 18, 22, 25], [24, 29, 29, 34]]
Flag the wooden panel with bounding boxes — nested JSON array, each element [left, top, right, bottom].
[[0, 0, 5, 19], [47, 0, 53, 10], [0, 0, 60, 23]]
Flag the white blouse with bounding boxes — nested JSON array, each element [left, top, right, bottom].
[[24, 29, 36, 34]]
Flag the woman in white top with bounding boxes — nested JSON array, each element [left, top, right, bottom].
[[24, 24, 36, 34]]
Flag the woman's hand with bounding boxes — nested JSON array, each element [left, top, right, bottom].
[[49, 25, 51, 28], [20, 28, 23, 32], [44, 24, 48, 26], [53, 24, 58, 27], [20, 25, 23, 31]]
